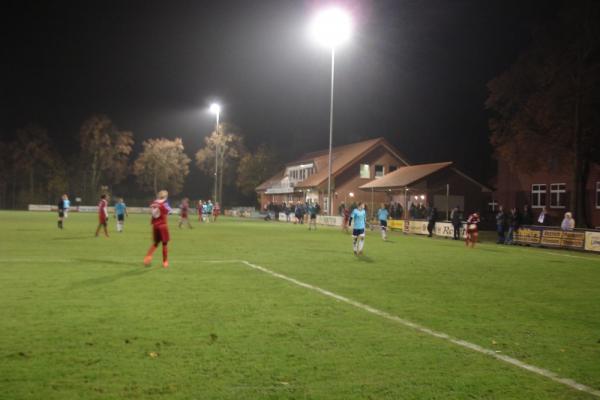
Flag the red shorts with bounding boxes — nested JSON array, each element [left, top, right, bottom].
[[152, 224, 170, 244], [99, 215, 107, 225]]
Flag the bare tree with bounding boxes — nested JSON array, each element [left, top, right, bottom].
[[133, 138, 191, 195], [236, 143, 281, 200], [195, 123, 245, 204], [79, 114, 134, 201]]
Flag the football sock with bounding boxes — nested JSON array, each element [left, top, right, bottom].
[[352, 237, 358, 252], [358, 237, 365, 252], [162, 244, 168, 262]]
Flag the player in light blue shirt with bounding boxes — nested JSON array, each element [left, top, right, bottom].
[[377, 204, 390, 241], [202, 202, 209, 222], [114, 198, 128, 232], [63, 196, 71, 218], [206, 200, 214, 222], [349, 202, 367, 255]]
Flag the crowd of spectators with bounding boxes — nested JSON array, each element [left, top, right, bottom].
[[494, 204, 576, 245]]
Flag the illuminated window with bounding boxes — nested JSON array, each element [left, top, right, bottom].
[[359, 164, 370, 178], [549, 183, 566, 208], [531, 184, 546, 208], [375, 165, 384, 178]]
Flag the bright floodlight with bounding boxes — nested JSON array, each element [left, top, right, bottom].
[[309, 6, 352, 48], [209, 103, 221, 114]]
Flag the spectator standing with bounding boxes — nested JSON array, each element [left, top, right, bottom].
[[505, 207, 520, 245], [426, 204, 437, 237], [495, 205, 507, 244], [561, 212, 575, 231], [537, 206, 551, 226], [450, 206, 462, 240]]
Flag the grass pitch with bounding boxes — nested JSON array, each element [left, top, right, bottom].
[[1, 210, 599, 399]]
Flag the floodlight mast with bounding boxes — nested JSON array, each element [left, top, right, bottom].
[[309, 6, 352, 215], [210, 103, 221, 203]]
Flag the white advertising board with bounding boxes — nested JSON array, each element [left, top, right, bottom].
[[317, 215, 343, 227]]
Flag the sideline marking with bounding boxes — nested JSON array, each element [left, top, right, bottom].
[[205, 259, 600, 398]]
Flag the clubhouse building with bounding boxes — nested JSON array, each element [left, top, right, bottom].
[[256, 137, 491, 219]]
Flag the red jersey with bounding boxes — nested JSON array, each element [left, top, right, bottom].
[[151, 199, 170, 227], [180, 202, 189, 218], [466, 213, 480, 231], [98, 199, 108, 218]]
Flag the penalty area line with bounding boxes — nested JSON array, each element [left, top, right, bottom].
[[208, 259, 600, 398]]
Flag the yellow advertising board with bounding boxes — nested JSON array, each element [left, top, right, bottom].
[[514, 227, 542, 245], [585, 231, 600, 253], [388, 219, 404, 231]]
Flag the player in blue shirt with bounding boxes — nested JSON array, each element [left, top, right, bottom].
[[377, 203, 390, 241], [63, 195, 71, 219], [349, 202, 367, 255], [206, 200, 214, 222], [114, 198, 128, 232]]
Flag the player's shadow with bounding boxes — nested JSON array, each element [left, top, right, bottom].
[[356, 255, 374, 263], [51, 236, 90, 241], [68, 262, 150, 289]]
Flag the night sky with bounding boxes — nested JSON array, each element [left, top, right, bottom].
[[2, 0, 559, 186]]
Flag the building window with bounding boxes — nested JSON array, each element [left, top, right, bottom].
[[549, 183, 566, 208], [531, 184, 546, 208], [359, 164, 370, 179], [375, 165, 384, 178], [389, 165, 397, 172], [596, 182, 600, 208]]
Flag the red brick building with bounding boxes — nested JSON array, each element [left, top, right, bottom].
[[495, 159, 600, 228], [256, 138, 410, 213]]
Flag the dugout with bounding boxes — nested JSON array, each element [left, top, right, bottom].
[[358, 162, 492, 223]]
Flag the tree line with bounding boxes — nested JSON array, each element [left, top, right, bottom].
[[486, 1, 600, 227], [0, 114, 280, 209]]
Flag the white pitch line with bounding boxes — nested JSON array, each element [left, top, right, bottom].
[[207, 259, 600, 398]]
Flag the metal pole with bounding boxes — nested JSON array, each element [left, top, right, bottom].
[[213, 112, 220, 203], [327, 48, 335, 215], [446, 183, 450, 220]]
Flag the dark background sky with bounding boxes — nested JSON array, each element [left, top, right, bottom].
[[1, 0, 560, 188]]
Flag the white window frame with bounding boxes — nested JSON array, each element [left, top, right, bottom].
[[531, 184, 546, 208], [359, 164, 370, 179], [596, 182, 600, 209], [374, 165, 385, 178], [549, 183, 566, 209]]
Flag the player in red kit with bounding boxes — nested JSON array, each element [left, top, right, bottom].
[[94, 194, 109, 237], [213, 202, 221, 221], [144, 190, 172, 268], [465, 211, 480, 248], [178, 197, 192, 229]]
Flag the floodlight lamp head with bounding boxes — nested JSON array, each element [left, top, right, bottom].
[[309, 6, 352, 49], [209, 103, 221, 114]]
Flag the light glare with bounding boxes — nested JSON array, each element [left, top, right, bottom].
[[309, 7, 352, 48], [209, 103, 221, 114]]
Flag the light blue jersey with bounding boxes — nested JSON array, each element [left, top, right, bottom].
[[115, 202, 126, 216], [207, 203, 214, 213], [64, 199, 71, 209], [377, 208, 389, 221], [351, 208, 367, 230]]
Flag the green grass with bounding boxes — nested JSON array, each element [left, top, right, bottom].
[[1, 210, 599, 399]]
